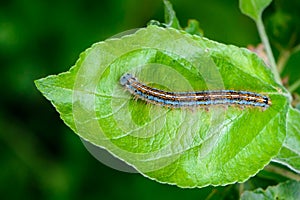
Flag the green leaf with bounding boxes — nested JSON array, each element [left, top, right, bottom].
[[163, 1, 204, 36], [240, 180, 300, 199], [184, 19, 203, 36], [163, 0, 181, 29], [273, 107, 300, 173], [239, 0, 272, 21], [35, 25, 289, 188]]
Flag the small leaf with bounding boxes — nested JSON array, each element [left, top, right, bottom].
[[273, 107, 300, 173], [241, 180, 300, 200], [184, 19, 203, 36], [239, 0, 272, 21], [163, 0, 181, 29], [35, 26, 289, 188]]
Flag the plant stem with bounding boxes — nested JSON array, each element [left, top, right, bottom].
[[277, 43, 300, 74], [205, 189, 217, 200], [289, 79, 300, 93], [264, 164, 300, 181], [292, 43, 300, 54], [277, 50, 291, 74], [238, 183, 244, 196], [256, 18, 281, 84]]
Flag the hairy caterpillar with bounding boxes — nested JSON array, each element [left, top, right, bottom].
[[120, 73, 271, 109]]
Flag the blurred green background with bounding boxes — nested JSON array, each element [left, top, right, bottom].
[[1, 0, 299, 199]]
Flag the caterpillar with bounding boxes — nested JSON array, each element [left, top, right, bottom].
[[120, 73, 271, 109]]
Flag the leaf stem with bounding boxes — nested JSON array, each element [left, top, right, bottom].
[[289, 79, 300, 93], [291, 43, 300, 54], [277, 43, 300, 74], [277, 49, 291, 74], [205, 189, 217, 200], [256, 18, 281, 84], [238, 183, 244, 196], [264, 164, 300, 181]]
